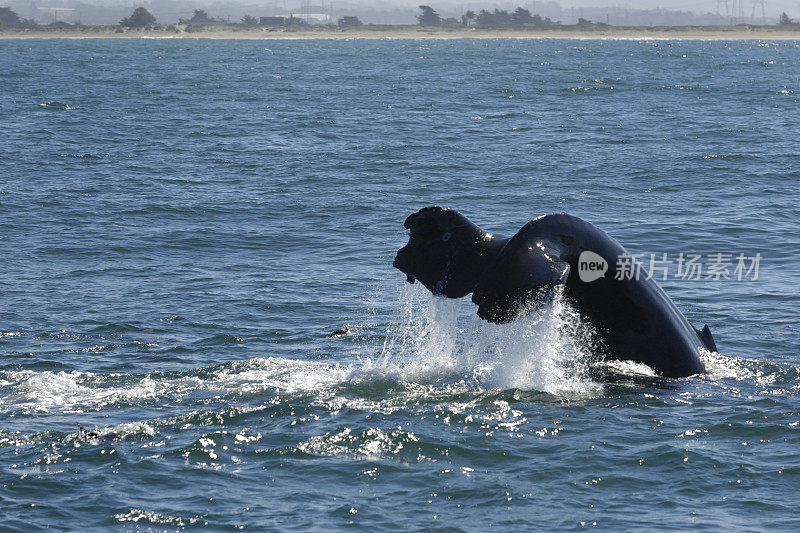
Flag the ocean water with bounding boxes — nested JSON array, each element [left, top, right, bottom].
[[1, 38, 799, 530]]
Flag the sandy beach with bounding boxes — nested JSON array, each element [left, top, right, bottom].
[[2, 24, 800, 40]]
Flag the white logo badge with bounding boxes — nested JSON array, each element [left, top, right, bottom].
[[578, 251, 608, 282]]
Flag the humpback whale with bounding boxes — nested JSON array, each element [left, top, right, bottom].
[[393, 207, 715, 378]]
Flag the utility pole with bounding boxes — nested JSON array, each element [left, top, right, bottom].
[[750, 0, 767, 23], [717, 0, 730, 20]]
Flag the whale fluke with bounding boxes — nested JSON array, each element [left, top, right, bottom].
[[394, 208, 712, 378]]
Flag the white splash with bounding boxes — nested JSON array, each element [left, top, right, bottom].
[[698, 348, 776, 384], [0, 359, 351, 415], [367, 283, 601, 397], [2, 370, 173, 414], [597, 359, 659, 377]]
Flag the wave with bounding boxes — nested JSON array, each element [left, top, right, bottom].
[[2, 283, 797, 420], [0, 284, 600, 416], [0, 358, 351, 416]]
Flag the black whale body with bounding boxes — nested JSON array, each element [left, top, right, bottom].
[[393, 207, 715, 378]]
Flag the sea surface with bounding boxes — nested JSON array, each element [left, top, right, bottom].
[[1, 38, 799, 531]]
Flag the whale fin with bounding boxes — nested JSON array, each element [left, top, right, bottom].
[[694, 324, 718, 352]]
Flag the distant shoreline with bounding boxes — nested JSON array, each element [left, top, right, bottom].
[[2, 24, 800, 40]]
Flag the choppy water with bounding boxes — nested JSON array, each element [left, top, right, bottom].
[[1, 38, 799, 530]]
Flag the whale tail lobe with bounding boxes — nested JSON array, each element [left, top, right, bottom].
[[393, 206, 505, 299], [471, 239, 571, 323], [394, 207, 571, 324]]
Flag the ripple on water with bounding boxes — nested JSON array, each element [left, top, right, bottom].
[[1, 38, 799, 531]]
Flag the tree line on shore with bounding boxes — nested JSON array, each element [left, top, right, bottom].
[[418, 5, 558, 28], [0, 6, 366, 30], [2, 4, 799, 31], [120, 8, 366, 30], [0, 7, 35, 28], [418, 5, 799, 28]]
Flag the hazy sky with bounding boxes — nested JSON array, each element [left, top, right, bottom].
[[424, 0, 794, 14], [78, 0, 800, 14], [307, 0, 798, 14]]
